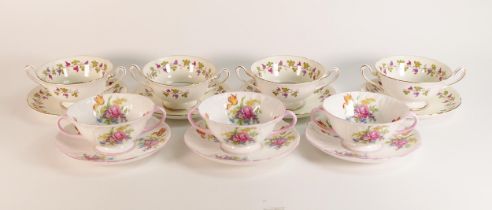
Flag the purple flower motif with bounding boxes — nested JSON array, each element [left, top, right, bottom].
[[84, 61, 89, 65], [389, 61, 394, 66], [354, 105, 370, 120], [297, 61, 301, 66], [156, 64, 161, 68], [413, 68, 418, 74], [173, 60, 178, 65], [236, 106, 256, 122], [406, 61, 411, 65], [268, 67, 273, 73], [262, 64, 266, 69], [278, 61, 283, 66], [302, 70, 307, 76]]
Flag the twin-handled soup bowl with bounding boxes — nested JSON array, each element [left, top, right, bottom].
[[57, 93, 166, 154], [311, 91, 418, 152], [25, 56, 125, 103], [361, 56, 466, 110], [129, 56, 229, 110], [188, 92, 297, 154], [236, 56, 340, 110]]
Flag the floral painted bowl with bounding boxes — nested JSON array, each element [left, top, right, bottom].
[[236, 55, 339, 110], [129, 56, 229, 109], [188, 92, 297, 154], [310, 91, 418, 152], [25, 56, 125, 103], [57, 93, 166, 154], [361, 56, 466, 110]]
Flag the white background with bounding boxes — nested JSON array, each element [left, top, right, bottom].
[[0, 0, 490, 209]]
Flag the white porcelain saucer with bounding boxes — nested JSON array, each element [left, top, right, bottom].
[[184, 120, 300, 165], [362, 79, 461, 119], [240, 81, 335, 118], [27, 81, 127, 116], [305, 121, 421, 164], [135, 84, 230, 120], [55, 117, 171, 164]]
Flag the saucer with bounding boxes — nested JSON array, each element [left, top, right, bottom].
[[135, 84, 230, 120], [184, 120, 300, 165], [361, 79, 461, 119], [55, 117, 171, 164], [27, 81, 127, 116], [240, 81, 335, 118], [305, 121, 421, 163]]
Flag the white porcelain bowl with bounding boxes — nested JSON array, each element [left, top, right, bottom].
[[188, 92, 297, 154], [57, 93, 166, 154], [26, 56, 125, 103], [361, 55, 466, 110], [129, 56, 229, 109], [311, 91, 417, 152], [236, 55, 339, 110]]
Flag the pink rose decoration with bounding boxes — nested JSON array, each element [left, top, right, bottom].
[[111, 131, 127, 143], [105, 105, 122, 119], [236, 106, 256, 121], [272, 138, 286, 146], [355, 105, 370, 119], [391, 139, 408, 149], [144, 140, 158, 148], [364, 130, 381, 142], [232, 132, 251, 144]]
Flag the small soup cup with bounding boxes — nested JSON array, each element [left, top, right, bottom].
[[25, 56, 125, 103], [361, 56, 466, 110], [311, 91, 417, 152], [187, 92, 297, 154], [129, 56, 229, 110], [236, 55, 340, 110], [57, 93, 166, 154]]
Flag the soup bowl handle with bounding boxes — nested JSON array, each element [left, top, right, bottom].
[[317, 67, 340, 89], [397, 112, 418, 134], [142, 106, 167, 133], [443, 67, 466, 86], [361, 64, 383, 90], [57, 114, 82, 138], [129, 64, 151, 86], [187, 107, 212, 134], [209, 68, 230, 87], [235, 65, 255, 83], [25, 65, 43, 85], [271, 110, 297, 135], [106, 66, 126, 86]]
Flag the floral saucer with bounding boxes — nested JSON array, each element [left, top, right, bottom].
[[184, 120, 300, 165], [55, 117, 171, 164], [305, 121, 421, 164], [240, 81, 335, 118], [362, 79, 461, 119], [135, 84, 230, 120], [27, 81, 127, 116]]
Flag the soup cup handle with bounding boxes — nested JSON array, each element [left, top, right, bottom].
[[143, 106, 167, 133], [57, 114, 82, 138], [309, 107, 333, 133], [187, 107, 212, 134], [106, 66, 126, 86], [317, 67, 340, 88], [209, 68, 230, 87], [271, 110, 297, 135], [443, 67, 466, 86], [398, 113, 418, 134], [361, 64, 383, 90], [25, 65, 42, 85], [235, 65, 255, 83], [129, 64, 150, 85]]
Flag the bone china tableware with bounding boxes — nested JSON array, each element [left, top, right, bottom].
[[56, 117, 171, 164], [184, 120, 300, 165], [129, 56, 230, 110], [27, 81, 127, 116], [57, 93, 166, 154], [236, 55, 340, 110], [135, 83, 231, 119], [305, 119, 421, 163], [361, 56, 466, 110], [187, 92, 297, 155], [25, 56, 126, 104], [310, 91, 418, 152], [362, 79, 461, 119], [240, 80, 336, 118]]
